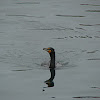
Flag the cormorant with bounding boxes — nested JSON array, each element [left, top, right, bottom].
[[43, 47, 55, 87]]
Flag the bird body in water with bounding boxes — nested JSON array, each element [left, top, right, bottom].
[[43, 47, 55, 87]]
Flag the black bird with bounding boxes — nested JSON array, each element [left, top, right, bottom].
[[43, 47, 55, 87]]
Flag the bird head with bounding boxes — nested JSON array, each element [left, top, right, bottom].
[[43, 47, 55, 53]]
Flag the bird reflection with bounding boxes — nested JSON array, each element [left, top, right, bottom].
[[43, 47, 56, 87]]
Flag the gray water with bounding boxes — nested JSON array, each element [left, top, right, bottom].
[[0, 0, 100, 100]]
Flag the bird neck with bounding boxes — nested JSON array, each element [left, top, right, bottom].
[[49, 52, 55, 68]]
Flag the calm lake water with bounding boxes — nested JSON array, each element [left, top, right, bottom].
[[0, 0, 100, 100]]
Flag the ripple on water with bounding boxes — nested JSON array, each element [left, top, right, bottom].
[[80, 4, 100, 6], [16, 2, 40, 4], [40, 61, 75, 70], [73, 96, 100, 98], [80, 24, 100, 26], [86, 10, 100, 12], [56, 15, 85, 17], [87, 58, 100, 60], [12, 69, 32, 72]]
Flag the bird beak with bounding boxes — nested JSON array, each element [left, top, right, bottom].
[[43, 48, 48, 51]]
